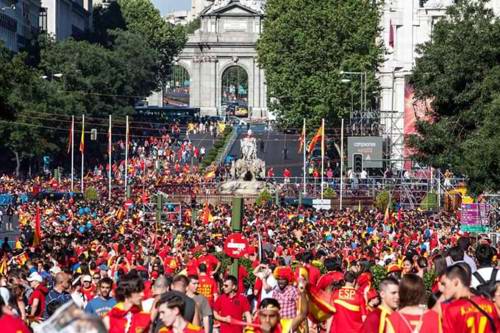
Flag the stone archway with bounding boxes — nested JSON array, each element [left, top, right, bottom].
[[165, 65, 191, 106], [221, 65, 248, 117]]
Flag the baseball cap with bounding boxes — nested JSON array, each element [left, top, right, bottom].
[[82, 275, 92, 283], [27, 272, 43, 283]]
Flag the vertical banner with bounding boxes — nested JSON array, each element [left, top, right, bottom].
[[403, 77, 433, 170]]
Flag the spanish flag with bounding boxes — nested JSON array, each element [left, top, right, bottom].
[[383, 202, 391, 225], [201, 203, 212, 225], [307, 124, 324, 154], [0, 254, 8, 275], [307, 285, 336, 322], [14, 252, 29, 266], [79, 116, 85, 153], [33, 206, 42, 248]]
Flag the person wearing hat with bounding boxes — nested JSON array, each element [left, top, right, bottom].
[[271, 267, 298, 320], [360, 277, 399, 333], [27, 272, 48, 323], [81, 274, 96, 302]]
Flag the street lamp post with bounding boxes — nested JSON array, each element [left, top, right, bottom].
[[340, 71, 367, 111]]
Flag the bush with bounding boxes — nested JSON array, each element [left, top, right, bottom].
[[256, 189, 273, 206], [370, 264, 387, 290], [84, 187, 99, 201], [323, 187, 336, 199], [375, 190, 392, 211], [420, 192, 438, 211]]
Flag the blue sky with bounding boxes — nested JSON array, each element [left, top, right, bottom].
[[153, 0, 191, 15]]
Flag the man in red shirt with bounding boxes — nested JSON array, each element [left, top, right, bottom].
[[440, 264, 500, 333], [197, 247, 220, 276], [360, 277, 399, 333], [213, 275, 251, 333], [27, 272, 49, 321], [197, 263, 218, 307], [330, 271, 367, 333]]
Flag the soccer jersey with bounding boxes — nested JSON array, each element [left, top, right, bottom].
[[441, 296, 500, 333], [159, 323, 203, 333], [385, 310, 440, 333], [330, 286, 367, 333], [360, 305, 392, 333]]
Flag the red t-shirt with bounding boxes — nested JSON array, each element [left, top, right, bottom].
[[163, 256, 179, 274], [28, 285, 48, 319], [214, 293, 250, 333], [360, 306, 392, 333], [159, 323, 203, 333], [330, 286, 367, 333], [441, 296, 500, 333], [186, 259, 199, 276], [385, 310, 440, 333], [0, 313, 30, 333], [197, 273, 218, 307]]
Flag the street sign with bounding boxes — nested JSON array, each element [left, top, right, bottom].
[[460, 203, 490, 233], [224, 232, 249, 259]]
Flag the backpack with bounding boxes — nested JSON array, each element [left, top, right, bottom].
[[472, 268, 498, 297]]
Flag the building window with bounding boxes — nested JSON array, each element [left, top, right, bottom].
[[39, 7, 47, 32]]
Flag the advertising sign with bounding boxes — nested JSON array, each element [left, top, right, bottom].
[[347, 137, 383, 169], [460, 203, 490, 233]]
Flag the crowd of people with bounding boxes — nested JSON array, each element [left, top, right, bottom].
[[0, 169, 499, 332], [0, 120, 498, 333]]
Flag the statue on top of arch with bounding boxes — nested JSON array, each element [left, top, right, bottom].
[[209, 0, 266, 14]]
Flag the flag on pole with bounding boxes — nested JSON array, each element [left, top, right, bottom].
[[79, 119, 85, 153], [298, 121, 306, 153], [383, 201, 391, 225], [201, 202, 212, 225], [308, 124, 324, 154], [0, 254, 8, 275], [33, 206, 42, 247], [67, 121, 73, 154]]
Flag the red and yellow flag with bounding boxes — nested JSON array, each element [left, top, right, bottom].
[[383, 202, 391, 225], [79, 118, 85, 153], [0, 254, 8, 275], [201, 202, 212, 225], [307, 124, 324, 154], [33, 206, 42, 247]]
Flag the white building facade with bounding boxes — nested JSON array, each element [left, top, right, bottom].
[[0, 0, 42, 52], [378, 0, 500, 168]]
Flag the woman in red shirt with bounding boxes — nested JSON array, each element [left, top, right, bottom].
[[385, 274, 440, 333]]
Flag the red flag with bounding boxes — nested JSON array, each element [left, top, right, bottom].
[[67, 122, 73, 154], [307, 124, 324, 154], [33, 206, 42, 247], [389, 20, 395, 48], [201, 202, 211, 225], [383, 202, 391, 225]]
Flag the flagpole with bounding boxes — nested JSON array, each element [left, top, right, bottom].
[[302, 118, 306, 195], [71, 115, 74, 192], [340, 118, 344, 210], [109, 115, 112, 201], [81, 114, 85, 193], [125, 115, 129, 199], [320, 118, 325, 200]]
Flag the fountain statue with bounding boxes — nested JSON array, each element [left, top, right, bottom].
[[218, 130, 271, 195]]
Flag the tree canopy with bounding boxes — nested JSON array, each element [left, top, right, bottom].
[[257, 0, 383, 129], [410, 0, 500, 194]]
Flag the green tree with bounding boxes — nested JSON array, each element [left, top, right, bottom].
[[117, 0, 186, 84], [257, 0, 383, 129], [410, 0, 500, 193]]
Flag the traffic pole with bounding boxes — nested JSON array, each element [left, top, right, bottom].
[[230, 198, 243, 277]]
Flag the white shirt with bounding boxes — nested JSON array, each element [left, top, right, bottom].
[[470, 267, 500, 288]]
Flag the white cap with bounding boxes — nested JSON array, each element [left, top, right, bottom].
[[27, 272, 43, 283]]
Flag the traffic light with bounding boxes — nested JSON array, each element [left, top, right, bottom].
[[353, 153, 363, 173]]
